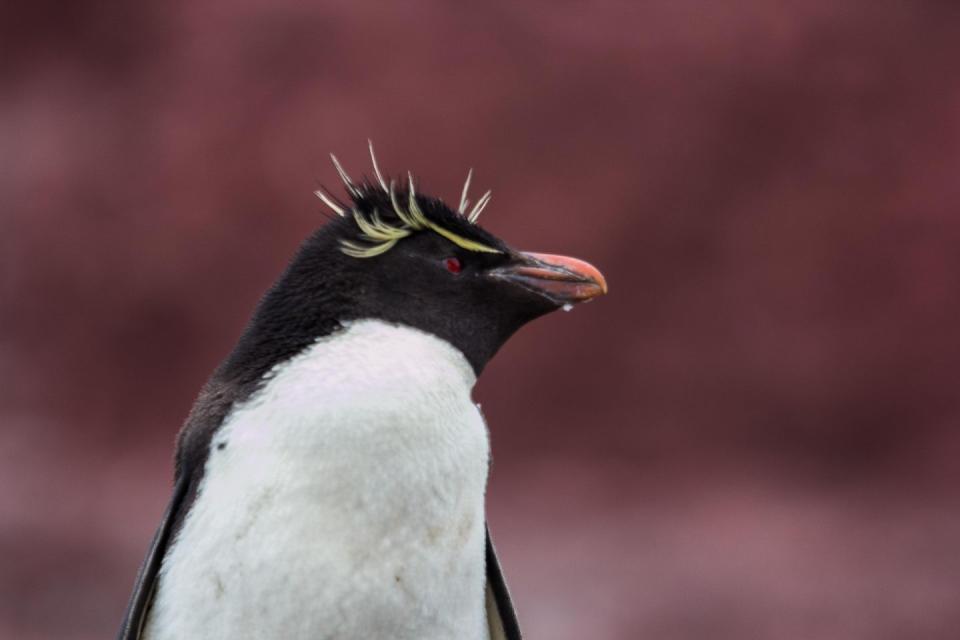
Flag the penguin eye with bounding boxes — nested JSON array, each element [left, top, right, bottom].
[[444, 257, 462, 274]]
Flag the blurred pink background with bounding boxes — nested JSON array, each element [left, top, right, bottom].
[[4, 2, 960, 638]]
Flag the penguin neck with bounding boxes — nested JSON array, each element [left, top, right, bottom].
[[255, 318, 478, 400]]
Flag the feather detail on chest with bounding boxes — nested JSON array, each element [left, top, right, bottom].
[[144, 320, 491, 640]]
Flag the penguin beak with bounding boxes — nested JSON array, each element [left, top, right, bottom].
[[489, 251, 608, 305]]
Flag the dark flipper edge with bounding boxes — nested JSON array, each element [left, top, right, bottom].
[[486, 525, 522, 640], [117, 473, 190, 640]]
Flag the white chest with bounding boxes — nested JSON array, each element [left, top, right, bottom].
[[144, 320, 491, 640]]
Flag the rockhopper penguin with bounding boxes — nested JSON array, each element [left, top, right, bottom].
[[118, 144, 608, 640]]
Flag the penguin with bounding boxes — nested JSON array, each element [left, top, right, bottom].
[[117, 144, 607, 640]]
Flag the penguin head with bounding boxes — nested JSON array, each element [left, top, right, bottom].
[[239, 151, 607, 377]]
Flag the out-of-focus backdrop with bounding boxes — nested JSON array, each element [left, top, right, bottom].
[[4, 2, 960, 638]]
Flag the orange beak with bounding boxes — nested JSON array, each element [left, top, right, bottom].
[[489, 251, 608, 305]]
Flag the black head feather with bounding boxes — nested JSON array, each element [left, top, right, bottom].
[[339, 178, 508, 256]]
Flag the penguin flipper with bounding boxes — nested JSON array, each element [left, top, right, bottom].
[[116, 472, 191, 640], [486, 525, 522, 640]]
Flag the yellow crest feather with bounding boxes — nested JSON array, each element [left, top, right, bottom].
[[340, 176, 501, 258]]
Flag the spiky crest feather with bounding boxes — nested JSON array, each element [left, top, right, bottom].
[[315, 143, 499, 258]]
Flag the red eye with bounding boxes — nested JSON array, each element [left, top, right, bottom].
[[444, 257, 462, 274]]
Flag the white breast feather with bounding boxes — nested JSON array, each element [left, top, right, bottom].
[[143, 320, 491, 640]]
